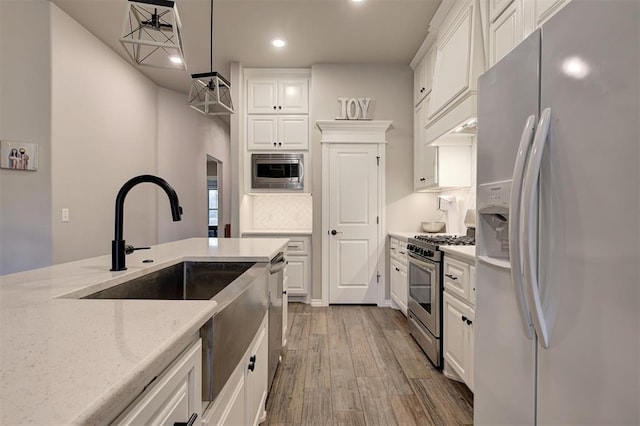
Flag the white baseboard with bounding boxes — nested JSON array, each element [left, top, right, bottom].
[[310, 298, 324, 307], [379, 299, 392, 308]]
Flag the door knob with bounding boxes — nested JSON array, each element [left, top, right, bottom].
[[330, 229, 342, 236]]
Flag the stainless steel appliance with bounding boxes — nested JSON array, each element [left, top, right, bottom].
[[251, 153, 304, 190], [268, 252, 285, 390], [407, 235, 475, 369], [475, 2, 639, 424]]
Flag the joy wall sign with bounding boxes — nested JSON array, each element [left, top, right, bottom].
[[336, 97, 372, 120]]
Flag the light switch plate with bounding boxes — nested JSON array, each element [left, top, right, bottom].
[[61, 208, 69, 222]]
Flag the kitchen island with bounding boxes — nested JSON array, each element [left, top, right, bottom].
[[0, 237, 288, 425]]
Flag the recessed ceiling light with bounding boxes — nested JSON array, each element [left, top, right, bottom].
[[352, 0, 365, 3], [272, 39, 286, 48], [169, 56, 183, 64]]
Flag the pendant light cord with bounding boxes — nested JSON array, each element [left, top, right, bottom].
[[210, 0, 213, 73]]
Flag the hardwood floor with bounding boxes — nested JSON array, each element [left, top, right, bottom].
[[264, 304, 473, 425]]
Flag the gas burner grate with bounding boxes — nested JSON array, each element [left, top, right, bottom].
[[413, 235, 476, 246]]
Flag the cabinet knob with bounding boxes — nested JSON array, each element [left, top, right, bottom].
[[278, 142, 282, 146], [395, 267, 400, 272], [248, 354, 256, 371], [420, 178, 426, 182], [273, 106, 277, 110], [466, 319, 473, 325], [283, 290, 287, 295], [461, 315, 467, 322], [273, 142, 277, 146], [278, 106, 282, 110]]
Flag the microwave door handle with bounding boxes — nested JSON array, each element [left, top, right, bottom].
[[298, 160, 304, 184]]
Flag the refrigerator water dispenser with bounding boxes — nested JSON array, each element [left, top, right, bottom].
[[477, 181, 512, 259]]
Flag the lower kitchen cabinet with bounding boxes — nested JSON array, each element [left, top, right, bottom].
[[389, 237, 408, 315], [113, 339, 202, 426], [203, 313, 269, 426], [443, 252, 476, 391], [443, 292, 474, 391]]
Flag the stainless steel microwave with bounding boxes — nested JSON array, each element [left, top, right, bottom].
[[251, 153, 304, 190]]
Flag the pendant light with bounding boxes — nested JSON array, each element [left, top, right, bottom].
[[187, 0, 234, 115], [119, 0, 186, 69]]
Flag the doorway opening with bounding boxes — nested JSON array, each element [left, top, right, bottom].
[[207, 155, 221, 237]]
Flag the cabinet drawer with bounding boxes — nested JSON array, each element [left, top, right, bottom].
[[286, 237, 309, 256], [443, 256, 471, 302]]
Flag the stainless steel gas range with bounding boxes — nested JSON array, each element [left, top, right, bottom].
[[406, 234, 475, 369]]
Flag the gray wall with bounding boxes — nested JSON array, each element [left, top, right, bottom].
[[0, 2, 232, 274], [0, 0, 53, 274], [310, 64, 436, 301]]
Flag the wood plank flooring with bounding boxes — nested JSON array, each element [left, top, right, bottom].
[[264, 304, 473, 425]]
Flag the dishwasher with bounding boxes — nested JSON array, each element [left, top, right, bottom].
[[268, 252, 286, 391]]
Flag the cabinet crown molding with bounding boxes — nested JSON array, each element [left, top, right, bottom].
[[316, 120, 393, 144]]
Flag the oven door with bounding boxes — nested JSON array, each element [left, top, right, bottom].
[[408, 255, 441, 338]]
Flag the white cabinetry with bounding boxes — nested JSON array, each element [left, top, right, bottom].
[[443, 253, 475, 391], [419, 143, 472, 192], [428, 0, 485, 125], [413, 45, 436, 106], [247, 78, 308, 114], [247, 115, 309, 150], [203, 313, 268, 426], [389, 237, 408, 315], [245, 70, 310, 153], [114, 340, 202, 426], [489, 0, 521, 66], [284, 236, 311, 298]]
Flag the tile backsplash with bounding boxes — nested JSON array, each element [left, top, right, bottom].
[[252, 194, 313, 230]]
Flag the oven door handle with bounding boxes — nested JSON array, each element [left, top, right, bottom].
[[409, 256, 437, 272]]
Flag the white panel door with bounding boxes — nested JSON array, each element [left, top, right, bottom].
[[247, 79, 278, 114], [278, 116, 309, 150], [247, 116, 277, 150], [278, 79, 308, 114], [328, 144, 379, 304]]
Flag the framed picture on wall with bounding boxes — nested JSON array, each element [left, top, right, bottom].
[[0, 141, 38, 171]]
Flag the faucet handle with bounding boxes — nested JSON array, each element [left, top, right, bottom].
[[125, 245, 151, 255]]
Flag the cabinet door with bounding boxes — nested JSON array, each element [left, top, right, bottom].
[[282, 275, 288, 346], [421, 144, 438, 189], [443, 292, 470, 382], [489, 0, 514, 22], [398, 264, 408, 315], [390, 259, 403, 313], [422, 45, 436, 97], [413, 102, 426, 189], [286, 256, 308, 296], [429, 2, 475, 119], [211, 369, 246, 426], [114, 340, 202, 426], [246, 320, 268, 426], [489, 0, 520, 67], [469, 265, 476, 306], [248, 79, 278, 114], [248, 116, 278, 150], [466, 309, 475, 392], [278, 116, 309, 150], [533, 0, 569, 27], [278, 79, 309, 114], [413, 58, 426, 106]]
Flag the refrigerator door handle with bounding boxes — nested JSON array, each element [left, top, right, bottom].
[[509, 115, 537, 339], [521, 107, 552, 348]]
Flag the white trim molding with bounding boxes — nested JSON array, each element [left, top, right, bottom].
[[310, 299, 324, 307], [316, 120, 393, 144], [317, 120, 392, 307]]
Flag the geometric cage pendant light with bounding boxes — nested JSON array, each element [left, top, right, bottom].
[[188, 0, 234, 115], [119, 0, 186, 69]]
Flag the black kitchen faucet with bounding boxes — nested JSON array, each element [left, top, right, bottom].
[[111, 175, 182, 271]]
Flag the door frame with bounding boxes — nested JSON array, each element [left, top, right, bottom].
[[317, 120, 392, 307]]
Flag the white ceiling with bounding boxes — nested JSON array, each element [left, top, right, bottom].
[[51, 0, 441, 94]]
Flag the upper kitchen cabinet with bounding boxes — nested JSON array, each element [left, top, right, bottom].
[[247, 116, 309, 150], [427, 0, 485, 130], [489, 0, 514, 22], [412, 44, 436, 107], [489, 0, 522, 67], [523, 0, 571, 32], [247, 78, 309, 114]]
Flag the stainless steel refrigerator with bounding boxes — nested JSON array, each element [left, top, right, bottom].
[[475, 1, 639, 424]]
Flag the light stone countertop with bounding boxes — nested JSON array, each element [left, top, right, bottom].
[[0, 237, 288, 425], [242, 229, 312, 236], [440, 246, 476, 263]]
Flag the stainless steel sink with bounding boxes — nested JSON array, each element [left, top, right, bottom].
[[82, 259, 270, 405], [82, 262, 255, 300]]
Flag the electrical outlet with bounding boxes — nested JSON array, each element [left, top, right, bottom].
[[61, 208, 69, 223]]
